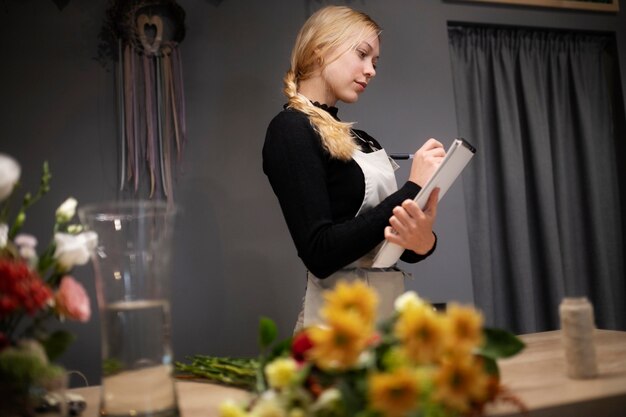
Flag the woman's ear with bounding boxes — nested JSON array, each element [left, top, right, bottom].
[[314, 48, 324, 67]]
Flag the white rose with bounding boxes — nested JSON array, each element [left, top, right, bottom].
[[0, 223, 8, 248], [311, 388, 341, 413], [54, 231, 98, 271], [250, 392, 285, 417], [394, 291, 425, 313], [0, 153, 20, 202], [56, 197, 78, 223]]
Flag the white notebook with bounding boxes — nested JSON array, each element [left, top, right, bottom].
[[371, 138, 476, 268]]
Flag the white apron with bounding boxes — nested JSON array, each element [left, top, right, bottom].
[[296, 147, 409, 331]]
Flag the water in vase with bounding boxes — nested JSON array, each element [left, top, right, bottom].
[[100, 299, 178, 417]]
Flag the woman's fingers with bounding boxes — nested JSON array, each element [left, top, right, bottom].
[[409, 138, 446, 187], [422, 138, 444, 151], [387, 195, 439, 254], [421, 188, 440, 217]]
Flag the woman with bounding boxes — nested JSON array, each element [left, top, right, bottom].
[[262, 6, 445, 330]]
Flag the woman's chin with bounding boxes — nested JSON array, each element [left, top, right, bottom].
[[340, 95, 360, 104]]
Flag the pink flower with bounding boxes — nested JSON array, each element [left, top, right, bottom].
[[55, 276, 91, 322]]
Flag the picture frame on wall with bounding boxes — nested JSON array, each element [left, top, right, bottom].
[[461, 0, 619, 12]]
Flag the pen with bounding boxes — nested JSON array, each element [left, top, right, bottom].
[[389, 153, 414, 160]]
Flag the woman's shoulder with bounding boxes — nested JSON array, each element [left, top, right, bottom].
[[267, 107, 311, 131], [265, 107, 320, 144], [263, 109, 328, 172]]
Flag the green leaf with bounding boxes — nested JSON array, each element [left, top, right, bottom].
[[103, 358, 124, 376], [337, 375, 366, 416], [269, 336, 293, 360], [480, 355, 500, 376], [478, 327, 525, 359], [41, 330, 76, 362], [258, 317, 278, 350]]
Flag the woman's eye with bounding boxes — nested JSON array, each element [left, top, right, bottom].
[[357, 49, 367, 58]]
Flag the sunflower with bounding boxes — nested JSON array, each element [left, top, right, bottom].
[[393, 303, 447, 364], [444, 303, 484, 354], [433, 356, 490, 413], [306, 312, 371, 370], [368, 368, 420, 417], [321, 280, 378, 326]]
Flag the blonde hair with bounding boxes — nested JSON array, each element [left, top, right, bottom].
[[284, 6, 381, 160]]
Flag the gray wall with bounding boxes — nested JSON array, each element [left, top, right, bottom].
[[1, 0, 624, 386]]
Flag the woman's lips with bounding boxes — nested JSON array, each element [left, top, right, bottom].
[[355, 81, 367, 91]]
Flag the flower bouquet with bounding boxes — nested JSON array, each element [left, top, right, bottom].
[[177, 280, 526, 417], [0, 154, 96, 416]]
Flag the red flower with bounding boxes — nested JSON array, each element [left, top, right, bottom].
[[291, 330, 314, 363], [0, 259, 52, 317]]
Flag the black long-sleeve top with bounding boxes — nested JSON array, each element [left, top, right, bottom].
[[262, 103, 435, 278]]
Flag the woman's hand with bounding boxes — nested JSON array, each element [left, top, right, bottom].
[[409, 138, 446, 187], [384, 188, 439, 255]]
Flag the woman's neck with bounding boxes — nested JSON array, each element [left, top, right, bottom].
[[298, 76, 337, 107]]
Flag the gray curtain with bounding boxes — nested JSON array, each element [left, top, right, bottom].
[[448, 26, 626, 333]]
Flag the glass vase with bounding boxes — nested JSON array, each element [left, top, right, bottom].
[[79, 201, 180, 417]]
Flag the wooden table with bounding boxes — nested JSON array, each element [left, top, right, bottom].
[[485, 329, 626, 416], [72, 330, 626, 417], [71, 380, 249, 417]]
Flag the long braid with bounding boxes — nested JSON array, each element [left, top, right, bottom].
[[283, 70, 356, 161]]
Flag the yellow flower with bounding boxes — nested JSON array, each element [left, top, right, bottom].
[[265, 357, 298, 389], [393, 304, 446, 364], [368, 368, 420, 417], [433, 356, 490, 413], [321, 280, 378, 326], [445, 303, 484, 353], [307, 313, 371, 370], [219, 400, 249, 417]]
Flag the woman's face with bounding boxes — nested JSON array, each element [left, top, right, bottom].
[[319, 34, 379, 105]]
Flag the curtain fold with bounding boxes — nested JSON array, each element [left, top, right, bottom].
[[448, 26, 625, 333]]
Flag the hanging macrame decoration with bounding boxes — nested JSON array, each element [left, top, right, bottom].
[[99, 0, 186, 203]]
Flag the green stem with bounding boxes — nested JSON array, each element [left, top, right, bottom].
[[37, 240, 58, 279], [174, 356, 259, 390], [8, 162, 51, 239], [21, 310, 54, 339], [0, 183, 19, 222], [2, 314, 24, 340]]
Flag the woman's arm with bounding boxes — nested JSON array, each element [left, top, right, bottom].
[[263, 111, 424, 278]]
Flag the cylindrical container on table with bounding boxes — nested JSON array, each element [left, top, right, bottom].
[[559, 297, 598, 379]]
